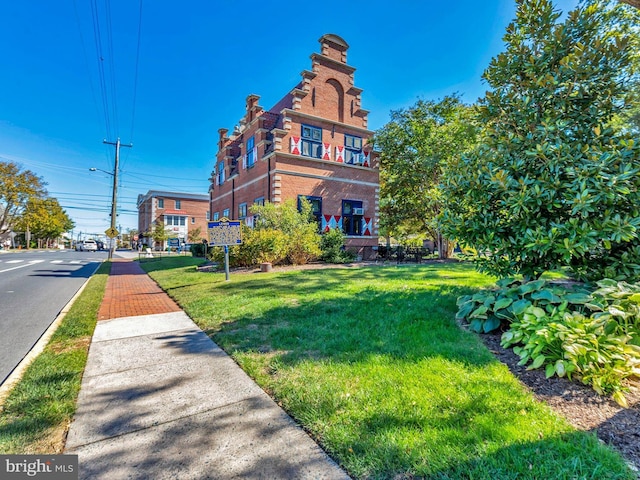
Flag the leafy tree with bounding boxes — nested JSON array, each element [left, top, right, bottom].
[[188, 226, 203, 243], [440, 0, 640, 280], [147, 220, 169, 248], [0, 161, 47, 234], [16, 197, 74, 248], [373, 95, 478, 258]]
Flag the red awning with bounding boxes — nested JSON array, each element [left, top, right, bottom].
[[163, 210, 188, 215]]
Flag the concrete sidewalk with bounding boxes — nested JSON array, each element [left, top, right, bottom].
[[65, 259, 349, 479]]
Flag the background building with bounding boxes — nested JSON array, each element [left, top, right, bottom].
[[137, 190, 209, 249], [209, 34, 379, 257]]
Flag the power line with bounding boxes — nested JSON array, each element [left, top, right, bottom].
[[90, 0, 112, 140], [129, 0, 143, 144], [104, 0, 119, 138], [73, 0, 104, 139]]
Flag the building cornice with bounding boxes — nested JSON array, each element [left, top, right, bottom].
[[310, 53, 356, 74], [280, 109, 373, 136], [137, 190, 209, 207], [273, 166, 379, 188]]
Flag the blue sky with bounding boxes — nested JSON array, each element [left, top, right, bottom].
[[0, 0, 579, 238]]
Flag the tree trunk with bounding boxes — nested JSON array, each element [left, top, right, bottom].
[[437, 231, 448, 259]]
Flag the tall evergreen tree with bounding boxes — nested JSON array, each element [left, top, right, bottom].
[[441, 0, 640, 280]]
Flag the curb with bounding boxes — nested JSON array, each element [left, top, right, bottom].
[[0, 262, 102, 407]]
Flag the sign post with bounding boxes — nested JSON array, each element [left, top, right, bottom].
[[207, 218, 242, 281], [223, 245, 230, 280]]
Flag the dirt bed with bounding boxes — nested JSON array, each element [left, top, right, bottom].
[[480, 333, 640, 473]]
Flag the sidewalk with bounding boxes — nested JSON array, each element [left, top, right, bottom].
[[65, 258, 349, 479]]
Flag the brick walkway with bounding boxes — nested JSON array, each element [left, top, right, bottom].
[[98, 259, 181, 320]]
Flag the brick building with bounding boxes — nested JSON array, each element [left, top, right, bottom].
[[208, 34, 379, 257], [137, 190, 209, 249]]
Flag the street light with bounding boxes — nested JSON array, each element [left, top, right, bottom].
[[89, 167, 113, 176], [89, 166, 118, 260]]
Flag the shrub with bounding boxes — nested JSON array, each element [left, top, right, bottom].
[[208, 200, 321, 268], [208, 226, 288, 268], [251, 229, 289, 264], [190, 243, 207, 257], [320, 228, 353, 263], [286, 228, 321, 265]]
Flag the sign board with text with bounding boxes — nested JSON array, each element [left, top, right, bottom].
[[207, 219, 242, 246]]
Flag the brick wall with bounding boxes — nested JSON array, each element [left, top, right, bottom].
[[209, 34, 379, 248]]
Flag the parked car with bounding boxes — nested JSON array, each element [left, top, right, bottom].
[[77, 239, 98, 251]]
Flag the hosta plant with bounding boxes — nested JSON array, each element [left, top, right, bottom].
[[502, 304, 640, 407], [456, 277, 592, 333], [590, 278, 640, 337]]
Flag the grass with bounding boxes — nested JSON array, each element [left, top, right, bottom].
[[142, 257, 635, 480], [0, 262, 109, 454]]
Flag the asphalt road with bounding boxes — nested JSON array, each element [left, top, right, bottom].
[[0, 249, 105, 384]]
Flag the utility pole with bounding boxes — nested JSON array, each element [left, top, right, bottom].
[[103, 138, 132, 260]]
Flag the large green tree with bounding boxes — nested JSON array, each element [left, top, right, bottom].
[[440, 0, 640, 280], [16, 197, 74, 248], [147, 220, 170, 248], [0, 161, 47, 234], [373, 95, 478, 258]]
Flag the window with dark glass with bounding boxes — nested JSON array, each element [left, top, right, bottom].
[[175, 200, 181, 209], [342, 200, 363, 236], [298, 195, 322, 230], [158, 198, 164, 208], [301, 124, 322, 159], [217, 162, 225, 185], [254, 197, 265, 206], [344, 134, 363, 164], [246, 136, 255, 168], [239, 203, 247, 219]]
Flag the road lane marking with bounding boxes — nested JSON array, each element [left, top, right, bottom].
[[0, 259, 45, 273], [5, 260, 23, 264]]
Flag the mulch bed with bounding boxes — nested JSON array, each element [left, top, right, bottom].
[[480, 332, 640, 473]]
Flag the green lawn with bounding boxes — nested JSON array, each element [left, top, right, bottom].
[[143, 258, 634, 479]]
